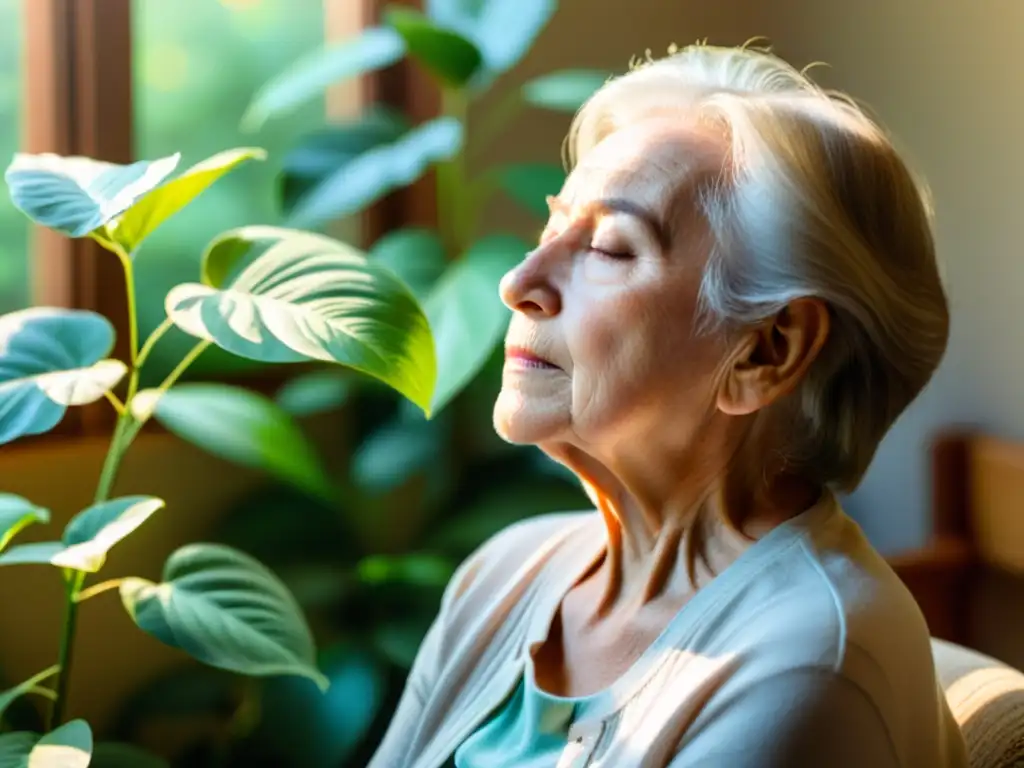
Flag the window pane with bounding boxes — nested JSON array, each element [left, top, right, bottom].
[[0, 0, 29, 312], [133, 0, 341, 384]]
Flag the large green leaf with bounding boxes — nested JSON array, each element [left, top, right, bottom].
[[253, 643, 385, 768], [369, 228, 448, 299], [89, 743, 168, 768], [494, 163, 566, 218], [287, 118, 463, 231], [426, 235, 526, 411], [0, 308, 127, 445], [0, 498, 163, 573], [0, 719, 92, 768], [0, 666, 59, 722], [426, 0, 555, 74], [168, 227, 436, 414], [133, 384, 334, 501], [0, 496, 49, 554], [0, 542, 63, 568], [243, 27, 406, 131], [280, 111, 408, 215], [383, 6, 482, 87], [351, 406, 450, 495], [274, 369, 356, 418], [109, 148, 266, 254], [4, 152, 179, 238], [54, 496, 165, 573], [119, 543, 328, 689], [522, 69, 610, 112]]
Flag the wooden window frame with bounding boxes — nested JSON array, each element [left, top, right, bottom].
[[19, 0, 432, 438]]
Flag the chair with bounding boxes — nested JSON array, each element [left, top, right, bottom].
[[934, 638, 1024, 767]]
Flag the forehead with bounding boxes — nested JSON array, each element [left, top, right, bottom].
[[561, 119, 726, 215]]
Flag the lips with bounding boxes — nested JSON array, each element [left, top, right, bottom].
[[505, 345, 560, 370]]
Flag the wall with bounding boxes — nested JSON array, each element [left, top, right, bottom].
[[480, 0, 1023, 554], [736, 0, 1024, 553]]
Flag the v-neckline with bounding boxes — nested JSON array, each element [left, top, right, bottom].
[[519, 491, 840, 724]]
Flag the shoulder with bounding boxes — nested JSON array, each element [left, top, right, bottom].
[[440, 510, 597, 615], [719, 499, 932, 674]]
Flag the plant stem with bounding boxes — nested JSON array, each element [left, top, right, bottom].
[[48, 570, 85, 729], [47, 245, 144, 729], [115, 247, 140, 364], [437, 87, 471, 259]]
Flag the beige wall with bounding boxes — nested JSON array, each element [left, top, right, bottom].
[[724, 0, 1024, 552], [483, 0, 1024, 553]]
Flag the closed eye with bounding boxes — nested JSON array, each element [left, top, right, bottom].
[[589, 246, 635, 261]]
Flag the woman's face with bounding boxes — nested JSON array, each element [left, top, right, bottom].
[[493, 119, 733, 458]]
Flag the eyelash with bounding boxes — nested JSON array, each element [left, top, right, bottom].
[[589, 246, 634, 261]]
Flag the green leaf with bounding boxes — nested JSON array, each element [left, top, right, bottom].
[[280, 111, 408, 215], [168, 226, 437, 414], [426, 235, 526, 411], [134, 384, 334, 501], [110, 148, 266, 253], [369, 228, 447, 299], [357, 553, 455, 588], [119, 543, 328, 689], [89, 743, 168, 768], [0, 496, 49, 554], [0, 719, 93, 768], [0, 666, 59, 722], [0, 308, 127, 444], [253, 643, 385, 768], [0, 542, 63, 568], [55, 496, 165, 573], [243, 26, 406, 131], [287, 118, 463, 230], [351, 407, 450, 495], [522, 69, 611, 112], [275, 369, 355, 417], [494, 163, 566, 218], [4, 152, 180, 238], [384, 6, 482, 87], [426, 0, 555, 74]]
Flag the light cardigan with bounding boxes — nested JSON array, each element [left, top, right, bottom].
[[369, 493, 968, 768]]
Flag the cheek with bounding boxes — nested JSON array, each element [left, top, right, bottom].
[[570, 285, 721, 408]]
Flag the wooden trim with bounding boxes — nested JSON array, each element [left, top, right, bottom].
[[361, 0, 440, 244], [23, 0, 133, 434]]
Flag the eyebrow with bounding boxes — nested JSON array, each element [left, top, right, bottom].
[[548, 195, 672, 252]]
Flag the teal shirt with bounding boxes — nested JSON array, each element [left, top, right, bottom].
[[453, 661, 609, 768]]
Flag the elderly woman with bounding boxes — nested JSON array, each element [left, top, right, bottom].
[[370, 43, 967, 767]]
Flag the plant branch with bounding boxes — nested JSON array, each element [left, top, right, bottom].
[[75, 578, 125, 603], [437, 87, 472, 258], [136, 317, 175, 370], [103, 390, 126, 416]]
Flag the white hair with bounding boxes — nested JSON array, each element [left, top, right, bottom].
[[566, 43, 949, 492]]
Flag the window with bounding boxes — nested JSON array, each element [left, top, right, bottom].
[[0, 0, 28, 313], [132, 0, 332, 384], [16, 0, 398, 424]]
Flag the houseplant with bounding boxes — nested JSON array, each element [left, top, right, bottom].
[[103, 2, 613, 766], [0, 145, 439, 766]]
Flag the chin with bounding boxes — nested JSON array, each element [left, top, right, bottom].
[[492, 389, 568, 445]]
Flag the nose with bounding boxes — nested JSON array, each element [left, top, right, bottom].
[[499, 246, 562, 317]]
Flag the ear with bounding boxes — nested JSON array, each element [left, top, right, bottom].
[[717, 299, 830, 416]]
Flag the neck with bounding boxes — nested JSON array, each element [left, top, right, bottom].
[[547, 437, 821, 612]]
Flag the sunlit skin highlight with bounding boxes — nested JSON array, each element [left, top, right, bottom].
[[492, 117, 831, 697]]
